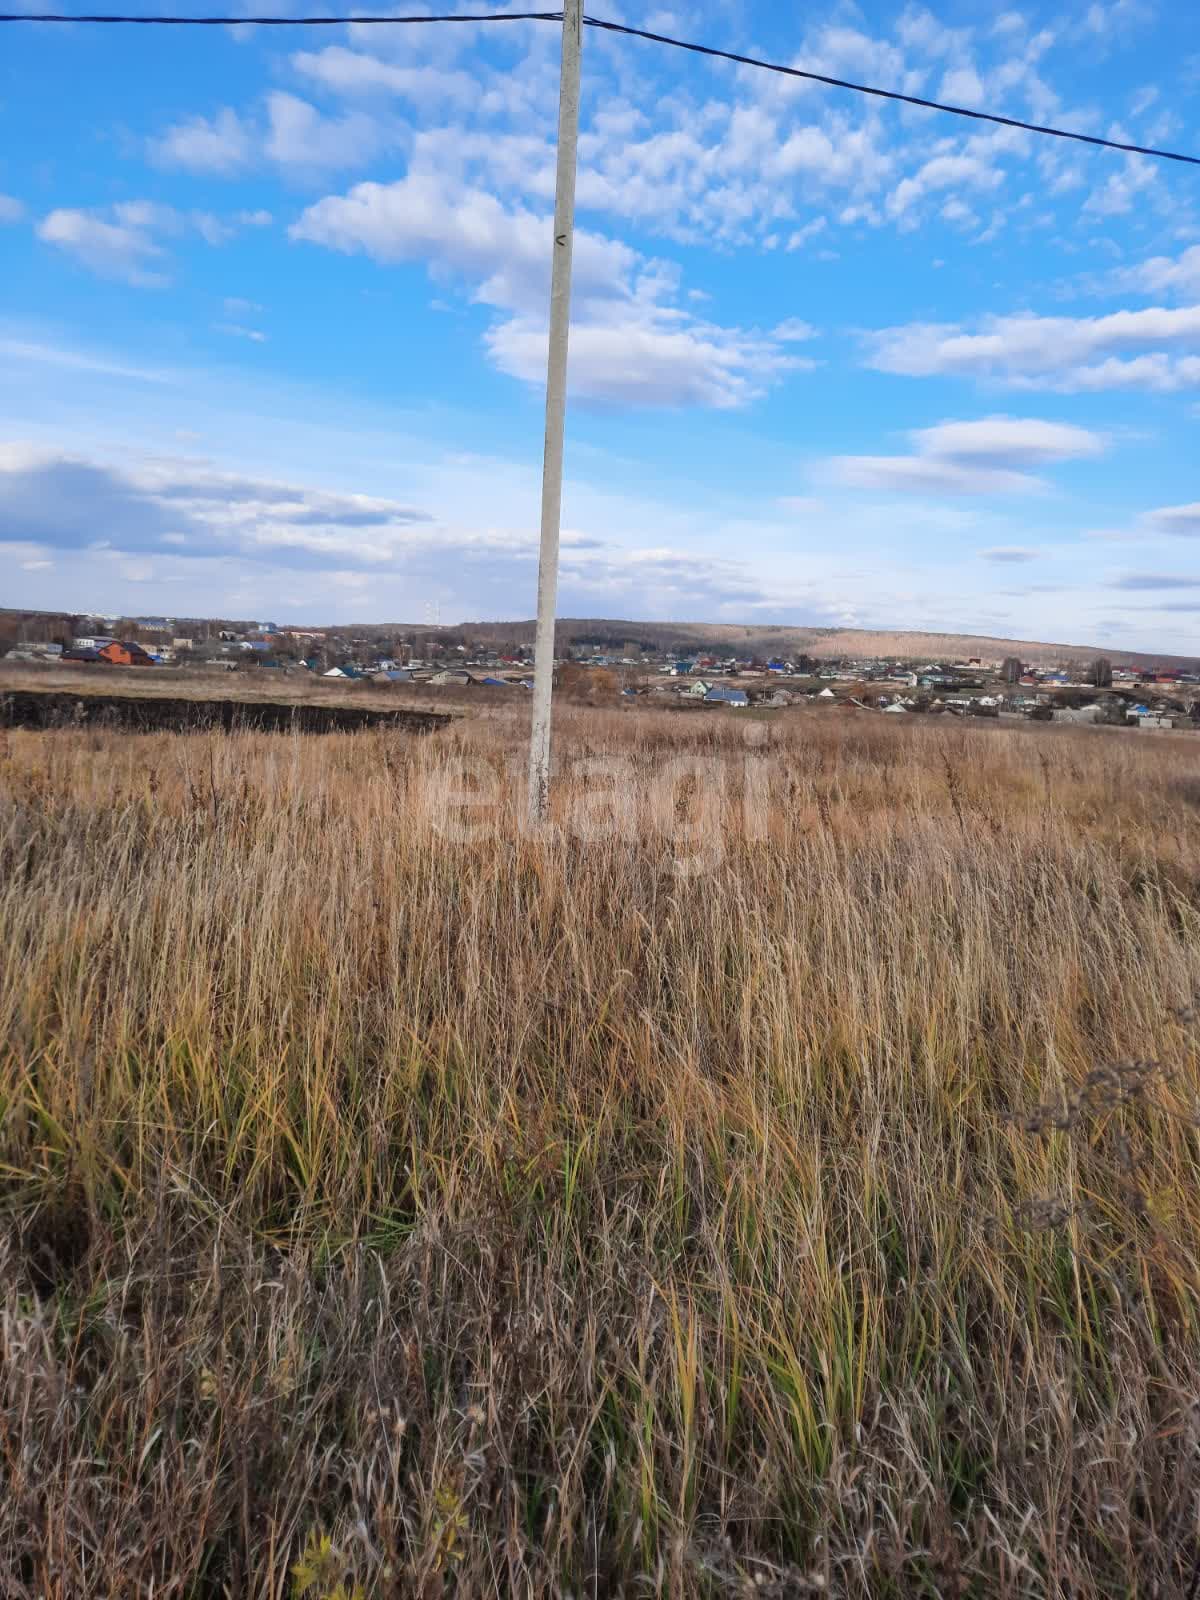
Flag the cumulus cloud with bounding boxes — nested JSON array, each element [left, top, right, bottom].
[[886, 145, 1008, 224], [0, 195, 24, 224], [36, 202, 246, 284], [1106, 245, 1200, 301], [292, 176, 806, 407], [773, 318, 817, 342], [0, 442, 775, 618], [37, 209, 166, 286], [293, 175, 635, 318], [152, 94, 391, 175], [1081, 0, 1152, 38], [151, 107, 253, 174], [137, 0, 1147, 275], [486, 317, 796, 409], [865, 305, 1200, 392], [831, 415, 1104, 494], [291, 46, 476, 108], [0, 444, 434, 567], [0, 442, 793, 622], [1082, 155, 1159, 218], [264, 92, 393, 172]]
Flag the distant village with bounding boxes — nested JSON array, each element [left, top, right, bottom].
[[4, 611, 1200, 731]]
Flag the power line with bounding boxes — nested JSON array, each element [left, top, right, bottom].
[[0, 8, 1197, 168], [0, 11, 561, 23], [584, 17, 1200, 169]]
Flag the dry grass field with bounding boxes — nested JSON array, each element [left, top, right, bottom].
[[2, 706, 1199, 1597], [0, 661, 464, 719]]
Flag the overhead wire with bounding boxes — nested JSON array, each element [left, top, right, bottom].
[[584, 16, 1200, 168], [0, 11, 562, 23], [0, 8, 1196, 168]]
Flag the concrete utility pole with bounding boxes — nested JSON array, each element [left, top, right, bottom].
[[527, 0, 583, 825]]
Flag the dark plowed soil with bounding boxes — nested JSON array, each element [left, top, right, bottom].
[[0, 688, 450, 736]]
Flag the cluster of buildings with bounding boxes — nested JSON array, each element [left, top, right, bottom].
[[631, 654, 1200, 728], [4, 618, 1197, 730]]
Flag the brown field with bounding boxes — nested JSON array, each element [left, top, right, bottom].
[[0, 660, 464, 718], [2, 705, 1199, 1597]]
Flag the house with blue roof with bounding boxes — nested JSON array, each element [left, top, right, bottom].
[[705, 685, 749, 708]]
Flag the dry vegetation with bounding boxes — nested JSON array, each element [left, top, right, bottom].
[[0, 661, 458, 716], [2, 707, 1199, 1598], [445, 617, 1187, 670]]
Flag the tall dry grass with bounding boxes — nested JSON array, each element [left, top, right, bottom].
[[1, 708, 1199, 1597]]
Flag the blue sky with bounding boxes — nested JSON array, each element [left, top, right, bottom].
[[1, 0, 1198, 652]]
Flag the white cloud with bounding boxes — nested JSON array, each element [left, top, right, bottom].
[[330, 7, 1075, 260], [773, 318, 817, 342], [785, 217, 827, 252], [214, 323, 268, 343], [913, 417, 1104, 466], [152, 94, 387, 175], [35, 202, 250, 285], [138, 3, 1135, 265], [0, 195, 24, 224], [293, 174, 622, 314], [264, 91, 392, 172], [831, 415, 1105, 495], [1082, 0, 1152, 38], [0, 443, 437, 567], [486, 317, 798, 410], [1140, 503, 1200, 536], [152, 107, 253, 174], [291, 46, 475, 108], [0, 334, 169, 384], [1106, 245, 1200, 301], [292, 176, 805, 408], [886, 142, 1012, 224], [37, 209, 168, 286], [979, 546, 1041, 562], [0, 441, 795, 622], [865, 305, 1200, 392], [1110, 573, 1200, 589], [1082, 155, 1158, 217], [833, 456, 1041, 494], [938, 65, 985, 104]]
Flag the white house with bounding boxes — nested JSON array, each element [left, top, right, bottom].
[[705, 685, 749, 708]]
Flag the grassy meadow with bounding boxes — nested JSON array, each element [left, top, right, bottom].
[[1, 706, 1199, 1597]]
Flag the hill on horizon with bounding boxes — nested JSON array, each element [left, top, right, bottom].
[[391, 618, 1192, 669], [3, 607, 1192, 668]]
